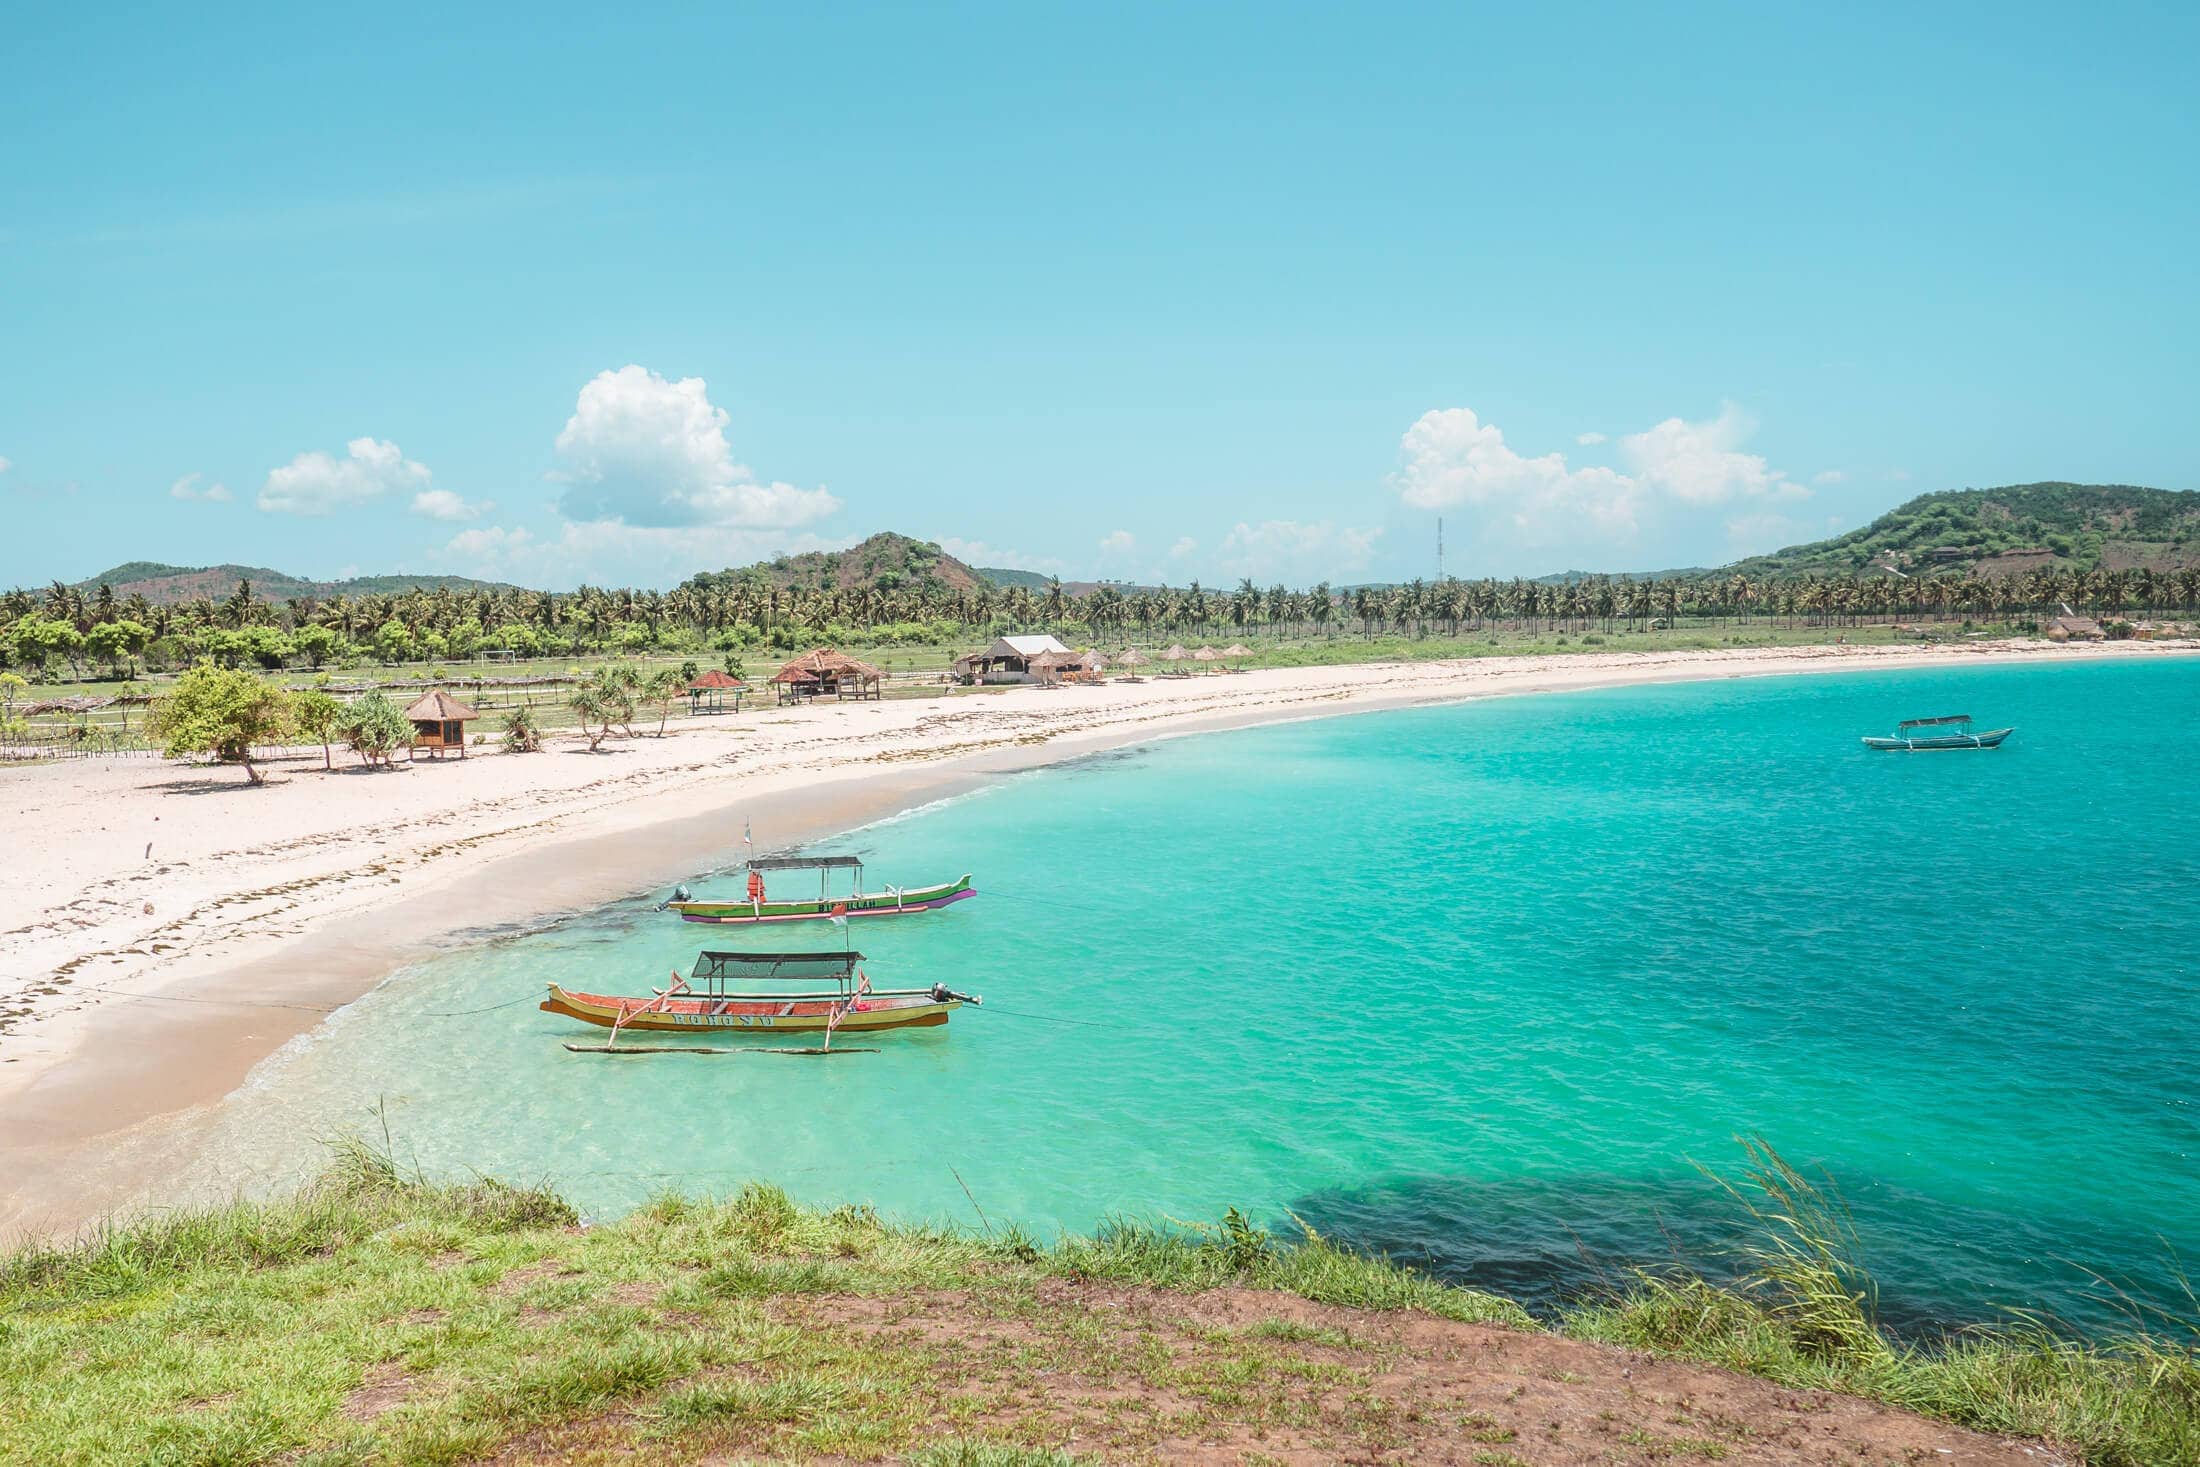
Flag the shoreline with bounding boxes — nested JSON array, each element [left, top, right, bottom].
[[3, 637, 2192, 1237]]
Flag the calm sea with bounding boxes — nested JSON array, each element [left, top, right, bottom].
[[199, 657, 2199, 1338]]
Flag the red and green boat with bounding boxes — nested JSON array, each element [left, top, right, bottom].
[[662, 855, 975, 926]]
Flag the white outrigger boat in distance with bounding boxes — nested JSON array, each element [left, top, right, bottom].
[[1862, 715, 2014, 752], [661, 855, 975, 926]]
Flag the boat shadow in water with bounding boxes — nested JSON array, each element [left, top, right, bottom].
[[1280, 1170, 2183, 1344]]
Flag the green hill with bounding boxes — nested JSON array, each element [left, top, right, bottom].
[[974, 565, 1054, 590], [677, 532, 997, 598], [72, 562, 519, 605], [1728, 482, 2200, 579]]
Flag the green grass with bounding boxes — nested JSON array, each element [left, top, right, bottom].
[[4, 1137, 2195, 1465]]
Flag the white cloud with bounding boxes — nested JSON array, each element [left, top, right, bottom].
[[1396, 407, 1643, 537], [1812, 469, 1847, 486], [0, 456, 11, 475], [1169, 537, 1197, 558], [1395, 403, 1807, 552], [936, 535, 1065, 575], [1098, 529, 1135, 554], [552, 365, 839, 530], [411, 488, 493, 522], [169, 473, 233, 504], [1619, 404, 1798, 505], [1889, 468, 1913, 482], [1216, 520, 1381, 582], [1575, 431, 1607, 446], [260, 437, 430, 515]]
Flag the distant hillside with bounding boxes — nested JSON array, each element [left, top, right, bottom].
[[71, 562, 519, 605], [975, 565, 1054, 590], [678, 532, 995, 598], [1728, 483, 2200, 579]]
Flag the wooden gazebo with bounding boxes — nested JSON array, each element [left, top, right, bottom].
[[772, 648, 884, 704], [685, 668, 747, 714], [404, 688, 482, 758]]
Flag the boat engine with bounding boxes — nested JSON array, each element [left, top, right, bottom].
[[655, 885, 692, 912], [929, 983, 981, 1006]]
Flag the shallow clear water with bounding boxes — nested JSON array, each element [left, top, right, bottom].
[[203, 658, 2200, 1337]]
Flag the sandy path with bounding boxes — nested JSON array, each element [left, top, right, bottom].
[[1, 638, 2190, 1235]]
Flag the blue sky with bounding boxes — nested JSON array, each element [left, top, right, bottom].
[[3, 2, 2194, 591]]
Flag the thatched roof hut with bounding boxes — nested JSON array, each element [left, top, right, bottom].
[[772, 648, 884, 701], [404, 689, 482, 758], [404, 689, 481, 722], [952, 634, 1072, 682]]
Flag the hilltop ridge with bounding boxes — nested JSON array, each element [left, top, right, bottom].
[[1727, 482, 2200, 580], [70, 562, 517, 605]]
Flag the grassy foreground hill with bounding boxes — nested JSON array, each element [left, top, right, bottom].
[[1729, 482, 2200, 580], [3, 1142, 2193, 1465], [72, 561, 517, 605]]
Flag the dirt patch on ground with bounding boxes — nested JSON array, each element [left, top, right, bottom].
[[342, 1361, 415, 1423], [755, 1281, 2059, 1465]]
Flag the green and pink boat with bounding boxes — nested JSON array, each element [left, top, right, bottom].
[[662, 855, 976, 926]]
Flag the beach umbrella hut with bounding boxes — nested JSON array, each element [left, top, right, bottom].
[[1113, 647, 1148, 683], [685, 668, 746, 714], [1191, 646, 1223, 674], [1221, 643, 1253, 672], [1159, 643, 1189, 675]]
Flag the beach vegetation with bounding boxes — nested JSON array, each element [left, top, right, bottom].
[[336, 690, 413, 767], [2, 1137, 2193, 1466], [644, 666, 686, 735], [290, 687, 344, 770], [501, 702, 544, 752], [144, 659, 294, 783], [568, 666, 633, 752]]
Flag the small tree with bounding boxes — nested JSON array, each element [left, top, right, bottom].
[[645, 667, 687, 736], [567, 667, 633, 751], [85, 620, 151, 678], [722, 652, 746, 680], [338, 691, 413, 768], [146, 661, 294, 784], [293, 624, 338, 669], [292, 688, 344, 770], [502, 703, 543, 753]]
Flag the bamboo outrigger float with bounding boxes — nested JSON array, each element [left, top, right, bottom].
[[661, 856, 975, 926], [1861, 715, 2015, 752], [542, 949, 981, 1054]]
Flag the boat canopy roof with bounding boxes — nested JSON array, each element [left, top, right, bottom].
[[1898, 715, 1973, 729], [691, 950, 863, 982], [746, 855, 862, 871]]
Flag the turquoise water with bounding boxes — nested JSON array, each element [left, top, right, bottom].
[[205, 659, 2199, 1338]]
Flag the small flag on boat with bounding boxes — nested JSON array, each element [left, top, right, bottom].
[[742, 818, 752, 850]]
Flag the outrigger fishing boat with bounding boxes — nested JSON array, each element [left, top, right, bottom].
[[541, 949, 981, 1054], [661, 855, 975, 926], [1862, 715, 2014, 752]]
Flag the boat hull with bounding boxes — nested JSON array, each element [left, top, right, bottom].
[[541, 984, 957, 1033], [1861, 727, 2014, 751], [668, 876, 975, 925]]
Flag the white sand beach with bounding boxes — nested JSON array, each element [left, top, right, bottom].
[[1, 637, 2189, 1235]]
